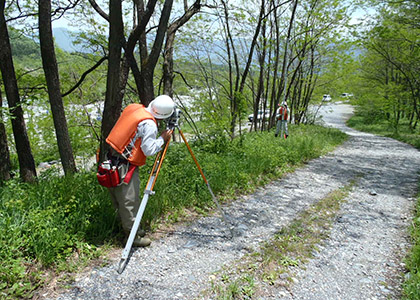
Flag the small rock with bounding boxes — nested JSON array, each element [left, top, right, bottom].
[[379, 286, 390, 293], [183, 240, 198, 248], [291, 277, 299, 284], [360, 278, 373, 284]]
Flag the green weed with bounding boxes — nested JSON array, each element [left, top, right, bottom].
[[0, 172, 116, 298], [347, 115, 420, 149]]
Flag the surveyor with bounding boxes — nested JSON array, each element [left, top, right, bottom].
[[275, 101, 289, 138], [105, 95, 175, 247]]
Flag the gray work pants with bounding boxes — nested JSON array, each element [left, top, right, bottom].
[[276, 120, 289, 137], [108, 164, 140, 234]]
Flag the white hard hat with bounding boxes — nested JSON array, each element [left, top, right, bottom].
[[146, 95, 175, 119]]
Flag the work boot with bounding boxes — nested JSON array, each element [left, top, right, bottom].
[[123, 228, 149, 247], [133, 236, 151, 247], [123, 234, 151, 247], [124, 228, 146, 237]]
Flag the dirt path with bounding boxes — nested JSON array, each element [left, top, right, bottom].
[[45, 103, 420, 300]]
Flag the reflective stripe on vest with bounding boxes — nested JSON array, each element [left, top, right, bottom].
[[106, 104, 157, 166]]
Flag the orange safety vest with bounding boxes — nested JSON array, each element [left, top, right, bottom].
[[278, 106, 288, 121], [106, 104, 157, 166]]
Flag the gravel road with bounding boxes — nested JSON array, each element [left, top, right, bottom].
[[44, 103, 420, 300]]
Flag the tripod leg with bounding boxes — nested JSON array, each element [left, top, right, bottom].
[[177, 128, 234, 237], [117, 144, 170, 274], [118, 191, 151, 274]]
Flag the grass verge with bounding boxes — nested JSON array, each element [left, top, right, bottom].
[[403, 188, 420, 300], [0, 124, 347, 299], [347, 115, 420, 149], [206, 182, 355, 299]]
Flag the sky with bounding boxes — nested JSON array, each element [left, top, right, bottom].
[[51, 1, 377, 31], [349, 6, 377, 26]]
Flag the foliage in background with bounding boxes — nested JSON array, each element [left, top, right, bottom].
[[0, 124, 346, 299], [354, 0, 420, 134], [347, 105, 420, 150], [8, 27, 40, 61], [4, 28, 107, 166], [2, 0, 360, 178]]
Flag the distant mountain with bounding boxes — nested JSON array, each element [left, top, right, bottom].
[[9, 27, 40, 58], [53, 27, 85, 53]]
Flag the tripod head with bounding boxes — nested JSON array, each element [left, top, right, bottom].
[[166, 108, 182, 130]]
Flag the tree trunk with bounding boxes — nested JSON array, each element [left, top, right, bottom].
[[0, 87, 11, 182], [95, 0, 174, 161], [39, 0, 77, 175], [138, 0, 174, 104], [99, 0, 124, 163], [276, 0, 298, 111], [162, 31, 175, 97], [126, 0, 158, 106], [0, 0, 37, 182], [221, 0, 240, 138], [269, 5, 280, 129], [163, 0, 201, 96], [254, 1, 267, 132]]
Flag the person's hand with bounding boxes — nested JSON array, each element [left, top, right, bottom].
[[161, 129, 173, 143]]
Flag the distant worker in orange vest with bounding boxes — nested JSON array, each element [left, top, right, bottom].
[[275, 101, 289, 138], [105, 95, 175, 247]]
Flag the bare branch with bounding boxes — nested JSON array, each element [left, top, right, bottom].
[[62, 56, 108, 97], [88, 0, 109, 22], [174, 71, 193, 89]]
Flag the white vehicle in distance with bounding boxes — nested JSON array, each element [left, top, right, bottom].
[[248, 109, 271, 122], [322, 94, 332, 102]]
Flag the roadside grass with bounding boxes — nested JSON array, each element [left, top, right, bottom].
[[0, 124, 347, 299], [346, 112, 420, 300], [347, 115, 420, 149], [206, 183, 355, 299], [403, 189, 420, 300]]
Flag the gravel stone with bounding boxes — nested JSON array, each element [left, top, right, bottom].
[[44, 103, 420, 300]]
